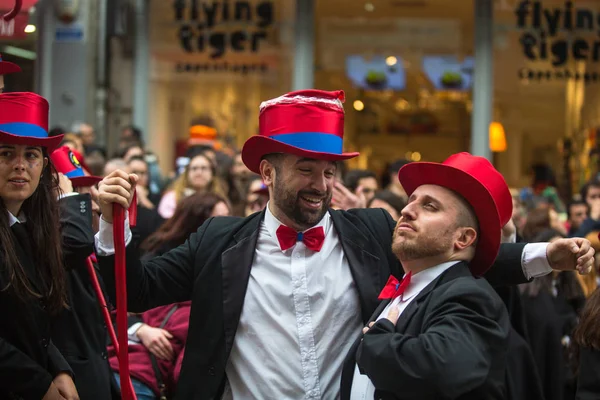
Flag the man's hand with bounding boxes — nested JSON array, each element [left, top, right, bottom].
[[56, 173, 73, 198], [501, 219, 517, 243], [42, 383, 66, 400], [332, 181, 367, 210], [97, 170, 138, 223], [362, 305, 401, 334], [52, 373, 79, 400], [547, 237, 595, 275], [137, 324, 174, 360]]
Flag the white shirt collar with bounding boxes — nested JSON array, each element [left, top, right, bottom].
[[263, 202, 331, 251], [6, 210, 25, 226], [400, 261, 461, 302]]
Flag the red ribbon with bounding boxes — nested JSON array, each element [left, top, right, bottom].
[[112, 191, 137, 400], [378, 272, 412, 300], [85, 256, 136, 397]]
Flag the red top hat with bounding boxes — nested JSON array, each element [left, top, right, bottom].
[[398, 152, 512, 276], [0, 54, 21, 75], [51, 146, 101, 187], [0, 92, 62, 151], [241, 89, 359, 174]]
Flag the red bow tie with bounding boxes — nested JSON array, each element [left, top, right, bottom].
[[276, 225, 325, 252], [378, 272, 412, 300]]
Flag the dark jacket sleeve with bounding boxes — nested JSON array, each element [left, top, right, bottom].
[[47, 339, 73, 377], [484, 242, 530, 286], [0, 337, 54, 399], [576, 346, 600, 400], [59, 193, 95, 267], [97, 216, 211, 313], [357, 279, 510, 398]]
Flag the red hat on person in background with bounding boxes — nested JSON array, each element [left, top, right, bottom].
[[51, 146, 101, 188]]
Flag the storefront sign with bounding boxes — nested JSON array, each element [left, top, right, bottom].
[[516, 0, 600, 82], [0, 12, 27, 39], [173, 0, 274, 59]]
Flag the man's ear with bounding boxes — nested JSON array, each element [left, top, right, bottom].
[[260, 159, 275, 186], [455, 227, 477, 251]]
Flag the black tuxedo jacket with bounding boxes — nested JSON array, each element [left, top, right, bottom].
[[341, 262, 510, 400], [0, 194, 92, 399], [98, 208, 529, 399]]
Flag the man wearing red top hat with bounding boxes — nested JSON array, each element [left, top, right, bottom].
[[0, 54, 21, 93], [342, 153, 513, 399], [50, 146, 121, 400], [94, 89, 595, 399]]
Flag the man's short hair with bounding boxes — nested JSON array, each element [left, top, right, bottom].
[[452, 190, 480, 244], [344, 169, 377, 192], [580, 179, 600, 202], [567, 199, 589, 219]]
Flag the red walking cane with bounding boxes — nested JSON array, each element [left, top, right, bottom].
[[85, 257, 136, 398], [113, 192, 138, 400]]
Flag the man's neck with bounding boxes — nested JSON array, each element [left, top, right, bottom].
[[267, 202, 313, 232], [400, 254, 464, 275]]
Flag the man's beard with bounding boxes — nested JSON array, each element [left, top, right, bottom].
[[392, 226, 454, 261], [273, 178, 331, 229]]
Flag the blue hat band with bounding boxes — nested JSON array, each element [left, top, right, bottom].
[[65, 169, 85, 179], [270, 132, 343, 154], [0, 122, 49, 138]]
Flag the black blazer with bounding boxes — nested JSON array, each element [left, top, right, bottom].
[[97, 208, 530, 399], [340, 262, 510, 400], [0, 194, 93, 399], [51, 194, 120, 400], [576, 346, 600, 400]]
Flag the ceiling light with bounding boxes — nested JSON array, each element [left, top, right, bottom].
[[386, 56, 397, 66], [365, 3, 375, 12], [24, 24, 36, 33], [353, 100, 365, 111]]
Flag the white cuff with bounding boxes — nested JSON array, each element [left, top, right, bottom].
[[58, 192, 79, 200], [522, 243, 552, 279], [94, 213, 133, 256], [127, 322, 143, 343]]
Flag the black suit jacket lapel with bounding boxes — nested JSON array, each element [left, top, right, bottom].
[[220, 211, 264, 358], [330, 210, 383, 325]]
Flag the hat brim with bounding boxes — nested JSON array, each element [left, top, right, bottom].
[[241, 135, 359, 174], [0, 130, 63, 152], [0, 61, 21, 75], [71, 175, 102, 188], [398, 162, 501, 276]]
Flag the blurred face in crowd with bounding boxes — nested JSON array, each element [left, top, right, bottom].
[[187, 154, 213, 191], [103, 159, 129, 177], [76, 185, 101, 233], [123, 146, 144, 163], [245, 179, 268, 216], [586, 185, 600, 205], [358, 176, 378, 202], [63, 137, 85, 156], [211, 201, 231, 217], [369, 198, 399, 220], [231, 153, 252, 180], [0, 144, 47, 215], [569, 203, 588, 231], [128, 159, 149, 188], [261, 154, 335, 231], [79, 124, 95, 146], [392, 185, 477, 266]]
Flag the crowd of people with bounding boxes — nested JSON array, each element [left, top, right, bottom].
[[0, 58, 599, 400]]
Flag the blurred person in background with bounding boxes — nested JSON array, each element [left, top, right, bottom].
[[520, 164, 566, 213], [104, 158, 129, 177], [382, 159, 411, 200], [568, 200, 589, 237], [522, 208, 567, 241], [366, 190, 405, 220], [572, 288, 600, 400], [572, 179, 600, 238], [344, 169, 379, 203], [142, 192, 230, 258], [60, 133, 85, 156], [120, 143, 144, 163], [228, 152, 257, 215], [243, 177, 269, 217], [158, 151, 226, 219]]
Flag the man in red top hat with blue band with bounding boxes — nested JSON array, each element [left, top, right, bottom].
[[94, 89, 595, 400], [0, 54, 21, 93], [343, 153, 513, 400]]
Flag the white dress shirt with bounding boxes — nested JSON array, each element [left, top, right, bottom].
[[349, 261, 459, 400], [95, 209, 554, 399]]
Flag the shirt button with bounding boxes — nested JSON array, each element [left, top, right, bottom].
[[208, 366, 216, 376]]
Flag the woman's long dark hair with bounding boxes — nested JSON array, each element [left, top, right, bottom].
[[574, 288, 600, 349], [0, 152, 66, 314], [141, 192, 229, 255]]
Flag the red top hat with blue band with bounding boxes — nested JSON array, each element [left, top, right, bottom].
[[241, 89, 359, 174], [398, 152, 512, 277], [0, 92, 63, 151], [51, 146, 101, 187], [0, 54, 21, 75]]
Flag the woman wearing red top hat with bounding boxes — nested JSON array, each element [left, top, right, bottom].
[[0, 92, 83, 399]]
